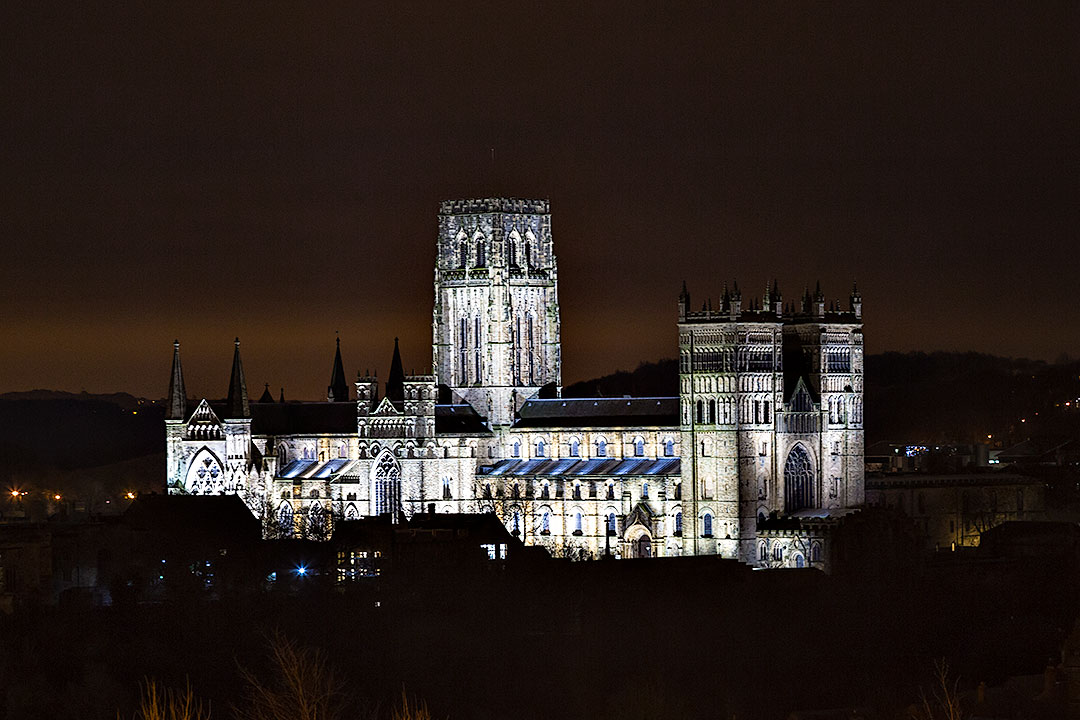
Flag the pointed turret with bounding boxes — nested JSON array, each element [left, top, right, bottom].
[[279, 387, 285, 403], [813, 281, 826, 318], [226, 337, 250, 418], [386, 337, 405, 404], [678, 281, 690, 321], [258, 383, 274, 403], [167, 340, 187, 420], [328, 337, 349, 402], [849, 281, 863, 319]]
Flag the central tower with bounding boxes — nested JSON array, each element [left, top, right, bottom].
[[433, 199, 562, 426]]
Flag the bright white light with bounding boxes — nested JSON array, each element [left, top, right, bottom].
[[296, 565, 307, 576]]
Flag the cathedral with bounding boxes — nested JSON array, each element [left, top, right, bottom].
[[165, 198, 864, 568]]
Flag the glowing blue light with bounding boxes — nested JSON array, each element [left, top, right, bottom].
[[296, 565, 307, 576]]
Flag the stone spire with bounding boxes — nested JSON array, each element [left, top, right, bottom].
[[166, 340, 186, 420], [258, 383, 274, 403], [386, 337, 405, 404], [328, 336, 349, 402], [226, 337, 250, 418]]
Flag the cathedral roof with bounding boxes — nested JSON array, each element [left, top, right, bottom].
[[514, 397, 679, 428], [478, 457, 680, 479], [249, 402, 356, 435], [435, 404, 491, 434], [258, 383, 275, 403]]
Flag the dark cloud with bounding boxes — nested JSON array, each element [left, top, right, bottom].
[[2, 1, 1077, 397]]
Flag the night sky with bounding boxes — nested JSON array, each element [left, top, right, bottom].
[[3, 2, 1076, 400]]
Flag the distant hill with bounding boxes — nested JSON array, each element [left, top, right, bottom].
[[0, 394, 165, 474], [565, 352, 1080, 446], [564, 359, 679, 399], [0, 389, 148, 410]]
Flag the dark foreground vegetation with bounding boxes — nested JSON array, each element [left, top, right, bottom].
[[1, 541, 1075, 720]]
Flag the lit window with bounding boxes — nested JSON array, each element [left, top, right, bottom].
[[663, 438, 675, 457], [569, 438, 580, 457], [574, 512, 583, 535], [511, 441, 520, 458], [674, 512, 683, 535], [596, 439, 607, 457], [607, 512, 617, 536], [641, 482, 649, 500], [634, 437, 645, 457], [536, 440, 546, 458], [702, 513, 713, 537]]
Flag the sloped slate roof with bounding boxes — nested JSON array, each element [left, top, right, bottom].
[[250, 402, 357, 435], [478, 457, 680, 478], [514, 397, 679, 428], [435, 404, 491, 434]]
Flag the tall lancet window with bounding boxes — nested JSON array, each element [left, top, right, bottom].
[[460, 241, 468, 269], [527, 314, 535, 385], [525, 242, 532, 268], [476, 240, 485, 267], [459, 318, 468, 385], [513, 316, 521, 385], [374, 451, 401, 517], [474, 316, 482, 382]]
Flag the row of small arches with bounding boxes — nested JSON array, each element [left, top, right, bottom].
[[511, 436, 676, 459]]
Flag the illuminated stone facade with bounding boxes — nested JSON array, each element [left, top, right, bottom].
[[165, 198, 865, 568]]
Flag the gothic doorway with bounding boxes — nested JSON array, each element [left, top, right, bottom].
[[634, 535, 652, 558]]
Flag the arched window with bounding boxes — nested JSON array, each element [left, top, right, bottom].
[[641, 482, 649, 500], [511, 441, 520, 458], [759, 541, 767, 561], [606, 482, 615, 500], [708, 399, 716, 424], [442, 477, 452, 499], [541, 510, 551, 534], [596, 438, 607, 457], [663, 438, 675, 457], [633, 437, 645, 457], [784, 444, 816, 513], [541, 482, 550, 499], [795, 554, 805, 568], [476, 241, 486, 267], [525, 241, 532, 267], [460, 241, 468, 268], [572, 483, 581, 500], [607, 512, 617, 536], [673, 482, 681, 500], [574, 512, 583, 534], [811, 542, 822, 563], [512, 482, 520, 499], [696, 400, 704, 423], [277, 502, 293, 535], [674, 512, 683, 535], [277, 444, 287, 465], [374, 451, 401, 516], [569, 438, 580, 457], [508, 239, 517, 266], [483, 483, 492, 499], [536, 440, 546, 458], [702, 513, 713, 537]]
